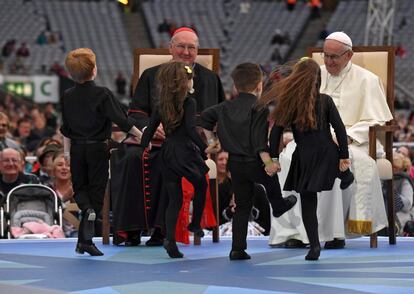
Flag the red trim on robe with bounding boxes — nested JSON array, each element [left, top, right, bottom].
[[175, 175, 217, 244]]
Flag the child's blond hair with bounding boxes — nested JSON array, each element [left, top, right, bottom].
[[65, 48, 96, 83], [393, 152, 412, 172]]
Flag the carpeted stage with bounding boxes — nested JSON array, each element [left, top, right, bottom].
[[1, 236, 414, 294]]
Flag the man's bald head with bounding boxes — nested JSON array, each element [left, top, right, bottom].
[[0, 148, 22, 182]]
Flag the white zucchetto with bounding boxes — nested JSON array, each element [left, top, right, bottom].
[[325, 32, 353, 47]]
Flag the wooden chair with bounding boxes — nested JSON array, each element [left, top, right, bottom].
[[102, 48, 221, 245], [308, 46, 397, 248]]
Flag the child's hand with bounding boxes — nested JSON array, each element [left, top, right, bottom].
[[154, 124, 165, 140], [265, 161, 280, 176], [339, 159, 351, 172]]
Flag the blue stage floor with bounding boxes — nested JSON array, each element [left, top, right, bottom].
[[1, 236, 414, 294]]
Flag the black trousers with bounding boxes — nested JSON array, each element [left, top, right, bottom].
[[163, 166, 207, 242], [70, 142, 109, 214], [228, 159, 285, 251]]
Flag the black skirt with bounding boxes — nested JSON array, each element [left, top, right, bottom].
[[284, 142, 340, 193], [160, 139, 209, 179]]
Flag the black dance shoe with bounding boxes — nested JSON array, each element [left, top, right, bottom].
[[340, 169, 354, 190], [284, 238, 308, 248], [229, 250, 251, 260], [324, 238, 345, 249], [273, 195, 297, 218], [305, 245, 321, 261], [187, 223, 205, 238], [163, 240, 184, 258], [76, 243, 104, 256]]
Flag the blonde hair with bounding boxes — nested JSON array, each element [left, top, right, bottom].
[[393, 152, 412, 172], [65, 48, 96, 83]]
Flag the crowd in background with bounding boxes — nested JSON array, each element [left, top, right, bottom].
[[0, 92, 78, 238]]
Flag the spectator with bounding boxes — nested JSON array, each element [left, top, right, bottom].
[[36, 144, 60, 185], [395, 44, 407, 58], [16, 42, 30, 58], [398, 16, 407, 30], [1, 39, 16, 58], [397, 145, 414, 182], [158, 18, 172, 34], [27, 114, 56, 151], [13, 117, 32, 150], [286, 0, 296, 12], [0, 148, 40, 197], [49, 61, 68, 77], [0, 112, 20, 151], [37, 31, 48, 46], [309, 0, 322, 19], [43, 103, 58, 129]]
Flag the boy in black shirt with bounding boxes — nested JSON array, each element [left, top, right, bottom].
[[61, 48, 142, 256], [201, 63, 297, 260]]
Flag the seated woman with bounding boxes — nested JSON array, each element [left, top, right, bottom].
[[50, 151, 78, 237]]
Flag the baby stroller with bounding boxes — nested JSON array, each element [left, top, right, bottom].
[[0, 184, 63, 239]]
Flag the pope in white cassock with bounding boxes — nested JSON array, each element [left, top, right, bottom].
[[268, 32, 394, 249]]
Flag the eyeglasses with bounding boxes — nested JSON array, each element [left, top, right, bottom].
[[1, 158, 20, 164], [173, 43, 198, 53], [320, 50, 349, 61], [0, 124, 8, 128]]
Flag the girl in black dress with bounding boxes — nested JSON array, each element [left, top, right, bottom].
[[258, 58, 352, 260], [140, 61, 211, 258]]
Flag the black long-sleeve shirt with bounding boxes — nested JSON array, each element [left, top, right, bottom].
[[60, 81, 133, 140], [141, 97, 207, 152], [200, 92, 269, 160]]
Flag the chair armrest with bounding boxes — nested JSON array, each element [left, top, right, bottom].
[[368, 122, 398, 159]]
